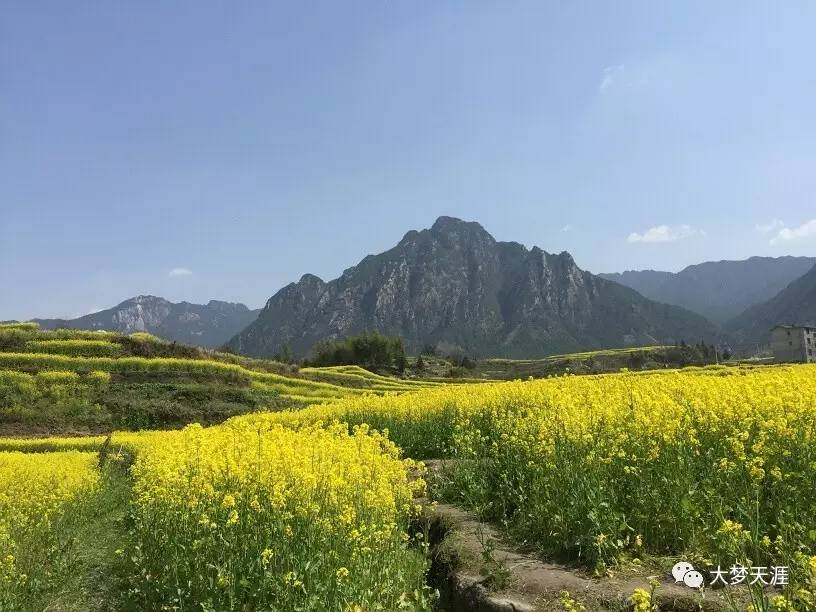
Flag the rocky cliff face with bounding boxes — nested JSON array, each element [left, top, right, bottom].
[[228, 217, 717, 358], [36, 296, 260, 349]]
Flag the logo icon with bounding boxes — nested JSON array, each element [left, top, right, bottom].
[[672, 561, 704, 588]]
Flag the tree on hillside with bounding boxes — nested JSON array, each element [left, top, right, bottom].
[[395, 350, 407, 373], [273, 343, 294, 364], [421, 344, 437, 356], [308, 331, 407, 371], [415, 354, 425, 371]]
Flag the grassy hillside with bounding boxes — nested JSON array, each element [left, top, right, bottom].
[[0, 322, 439, 435], [470, 344, 719, 379]]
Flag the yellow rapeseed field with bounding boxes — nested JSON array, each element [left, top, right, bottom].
[[230, 364, 816, 602], [0, 451, 100, 607], [111, 422, 431, 610], [3, 362, 816, 609]]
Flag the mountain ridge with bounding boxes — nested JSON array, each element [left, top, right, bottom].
[[726, 264, 816, 349], [228, 216, 718, 358], [35, 295, 260, 349], [599, 256, 816, 324]]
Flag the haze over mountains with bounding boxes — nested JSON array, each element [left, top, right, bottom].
[[599, 256, 816, 324], [35, 296, 260, 349], [726, 265, 816, 348], [227, 217, 717, 358]]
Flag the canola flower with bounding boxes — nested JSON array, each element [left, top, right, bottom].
[[630, 587, 653, 612], [234, 365, 816, 579], [4, 362, 816, 608], [116, 421, 431, 610], [0, 451, 99, 607], [438, 365, 816, 572]]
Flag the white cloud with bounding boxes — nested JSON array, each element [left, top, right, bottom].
[[561, 225, 571, 233], [770, 219, 816, 245], [627, 224, 703, 244], [599, 64, 625, 93], [168, 267, 193, 277], [756, 219, 784, 234]]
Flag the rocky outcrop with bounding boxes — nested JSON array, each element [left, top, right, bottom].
[[36, 296, 260, 348], [228, 217, 717, 358]]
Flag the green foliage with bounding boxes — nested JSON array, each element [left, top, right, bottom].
[[211, 351, 299, 376], [0, 328, 430, 433], [0, 435, 106, 453], [46, 329, 118, 341], [117, 335, 203, 359], [24, 339, 123, 357], [476, 344, 721, 379], [0, 321, 39, 331], [0, 328, 36, 352], [308, 331, 408, 371], [0, 353, 252, 384], [272, 343, 295, 364], [128, 331, 163, 343], [415, 354, 425, 370]]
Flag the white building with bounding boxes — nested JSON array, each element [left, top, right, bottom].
[[770, 325, 816, 363]]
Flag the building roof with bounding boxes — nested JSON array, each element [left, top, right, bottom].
[[772, 324, 816, 331]]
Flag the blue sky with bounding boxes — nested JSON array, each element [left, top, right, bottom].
[[2, 2, 815, 320]]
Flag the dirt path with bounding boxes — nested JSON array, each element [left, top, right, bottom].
[[419, 460, 744, 611]]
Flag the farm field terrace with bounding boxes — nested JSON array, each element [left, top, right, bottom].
[[471, 344, 723, 379], [0, 322, 442, 434], [2, 355, 816, 609]]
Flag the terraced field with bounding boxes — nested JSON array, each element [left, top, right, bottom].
[[473, 344, 715, 378], [0, 322, 439, 433]]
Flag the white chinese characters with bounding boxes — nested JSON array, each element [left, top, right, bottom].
[[674, 561, 788, 588], [709, 565, 788, 586]]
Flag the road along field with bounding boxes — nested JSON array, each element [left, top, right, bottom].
[[2, 358, 816, 609]]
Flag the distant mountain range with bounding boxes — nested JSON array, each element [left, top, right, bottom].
[[22, 220, 814, 359], [227, 216, 717, 358], [598, 256, 816, 324], [726, 264, 816, 349], [35, 296, 260, 349]]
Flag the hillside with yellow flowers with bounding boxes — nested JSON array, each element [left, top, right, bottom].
[[2, 321, 815, 610]]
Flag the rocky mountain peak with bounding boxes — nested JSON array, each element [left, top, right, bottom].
[[298, 273, 325, 286], [35, 297, 260, 349], [228, 217, 716, 359], [124, 295, 170, 307], [429, 216, 494, 245], [206, 300, 252, 313]]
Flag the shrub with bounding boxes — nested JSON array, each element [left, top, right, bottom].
[[0, 322, 39, 331], [308, 331, 407, 371]]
